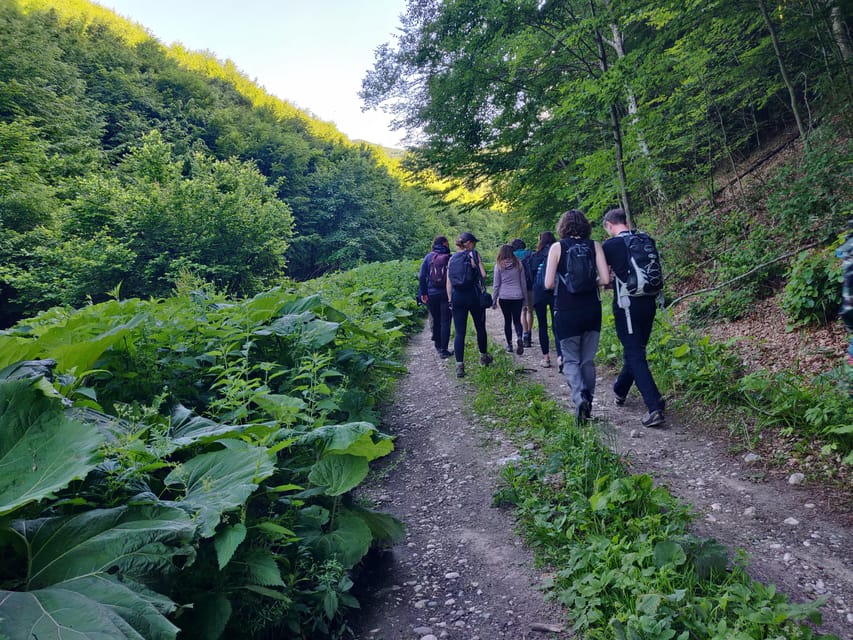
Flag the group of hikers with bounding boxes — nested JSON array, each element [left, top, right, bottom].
[[418, 207, 666, 428]]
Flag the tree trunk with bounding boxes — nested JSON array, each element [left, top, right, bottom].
[[757, 0, 807, 139], [830, 3, 852, 62], [590, 0, 633, 225]]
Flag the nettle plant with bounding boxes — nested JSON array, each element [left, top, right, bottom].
[[0, 261, 419, 639]]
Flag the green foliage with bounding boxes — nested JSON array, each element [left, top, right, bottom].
[[0, 1, 496, 325], [470, 345, 830, 640], [0, 260, 415, 639], [782, 246, 843, 329]]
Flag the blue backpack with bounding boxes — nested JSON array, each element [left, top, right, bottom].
[[529, 250, 551, 305]]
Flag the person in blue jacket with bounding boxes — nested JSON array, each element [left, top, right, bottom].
[[419, 235, 453, 358]]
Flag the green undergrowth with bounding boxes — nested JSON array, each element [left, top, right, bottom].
[[595, 298, 853, 465], [0, 259, 424, 640], [453, 334, 837, 640]]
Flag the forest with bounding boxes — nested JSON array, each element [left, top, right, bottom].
[[0, 0, 851, 638], [0, 0, 504, 327]]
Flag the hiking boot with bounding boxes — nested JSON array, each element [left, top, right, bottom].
[[641, 409, 665, 427], [506, 343, 514, 353], [516, 338, 524, 355], [614, 393, 627, 406], [479, 352, 493, 366], [523, 332, 532, 348], [541, 356, 551, 368], [557, 356, 563, 374], [576, 399, 591, 422], [455, 363, 465, 378], [439, 349, 453, 359]]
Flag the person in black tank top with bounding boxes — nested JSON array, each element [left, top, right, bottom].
[[544, 210, 610, 421]]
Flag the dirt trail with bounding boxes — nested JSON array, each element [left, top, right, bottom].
[[354, 312, 853, 639]]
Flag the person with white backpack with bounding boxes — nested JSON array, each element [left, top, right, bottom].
[[602, 208, 665, 427]]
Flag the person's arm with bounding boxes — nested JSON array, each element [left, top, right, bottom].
[[594, 241, 610, 288], [492, 264, 501, 306], [544, 242, 561, 290], [418, 254, 430, 302], [446, 257, 453, 303], [474, 250, 486, 279]]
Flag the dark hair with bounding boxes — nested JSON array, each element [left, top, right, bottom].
[[556, 209, 591, 239], [603, 208, 628, 226], [496, 244, 519, 269], [510, 238, 525, 250], [536, 231, 556, 252], [432, 235, 448, 247]]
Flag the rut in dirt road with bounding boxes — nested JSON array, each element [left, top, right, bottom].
[[352, 326, 565, 640]]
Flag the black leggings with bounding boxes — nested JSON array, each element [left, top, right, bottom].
[[499, 298, 524, 345], [452, 298, 488, 363], [534, 300, 562, 357]]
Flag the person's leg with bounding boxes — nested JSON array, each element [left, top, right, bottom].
[[509, 299, 524, 340], [622, 302, 664, 412], [550, 301, 563, 369], [471, 303, 490, 357], [522, 300, 533, 346], [612, 305, 635, 398], [579, 330, 601, 402], [534, 303, 550, 354], [438, 297, 452, 353], [426, 294, 442, 350], [559, 334, 587, 411], [452, 302, 469, 364], [499, 298, 514, 347]]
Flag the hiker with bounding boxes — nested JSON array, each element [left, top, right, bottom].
[[602, 207, 666, 427], [418, 235, 453, 359], [447, 231, 493, 378], [838, 223, 853, 396], [528, 231, 562, 370], [492, 244, 530, 355], [512, 238, 534, 347], [544, 210, 610, 421]]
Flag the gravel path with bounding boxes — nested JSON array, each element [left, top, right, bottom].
[[353, 313, 853, 639]]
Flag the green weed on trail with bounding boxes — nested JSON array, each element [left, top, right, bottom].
[[469, 349, 836, 640], [0, 260, 422, 640]]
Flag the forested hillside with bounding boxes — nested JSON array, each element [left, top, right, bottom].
[[0, 0, 504, 326]]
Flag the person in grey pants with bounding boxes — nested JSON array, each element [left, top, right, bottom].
[[544, 210, 610, 421]]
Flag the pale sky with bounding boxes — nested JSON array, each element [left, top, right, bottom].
[[93, 1, 407, 148]]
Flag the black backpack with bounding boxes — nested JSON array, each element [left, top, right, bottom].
[[556, 238, 597, 298], [447, 250, 478, 290], [428, 252, 451, 288], [620, 231, 663, 296], [529, 251, 552, 306]]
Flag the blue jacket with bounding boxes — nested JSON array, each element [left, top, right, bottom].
[[418, 243, 451, 297]]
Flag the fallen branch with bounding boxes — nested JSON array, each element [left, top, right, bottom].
[[666, 240, 821, 309]]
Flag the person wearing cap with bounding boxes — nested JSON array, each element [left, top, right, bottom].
[[447, 231, 493, 377]]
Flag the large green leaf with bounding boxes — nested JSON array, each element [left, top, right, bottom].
[[164, 441, 276, 537], [307, 455, 369, 496], [311, 515, 372, 567], [16, 505, 196, 588], [214, 523, 247, 570], [167, 405, 249, 452], [299, 422, 393, 460], [0, 574, 179, 640], [0, 378, 105, 515], [254, 311, 340, 347], [0, 302, 144, 372]]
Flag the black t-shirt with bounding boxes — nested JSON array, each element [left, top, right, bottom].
[[602, 233, 632, 283]]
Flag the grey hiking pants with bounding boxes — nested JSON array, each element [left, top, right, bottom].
[[559, 331, 600, 410]]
